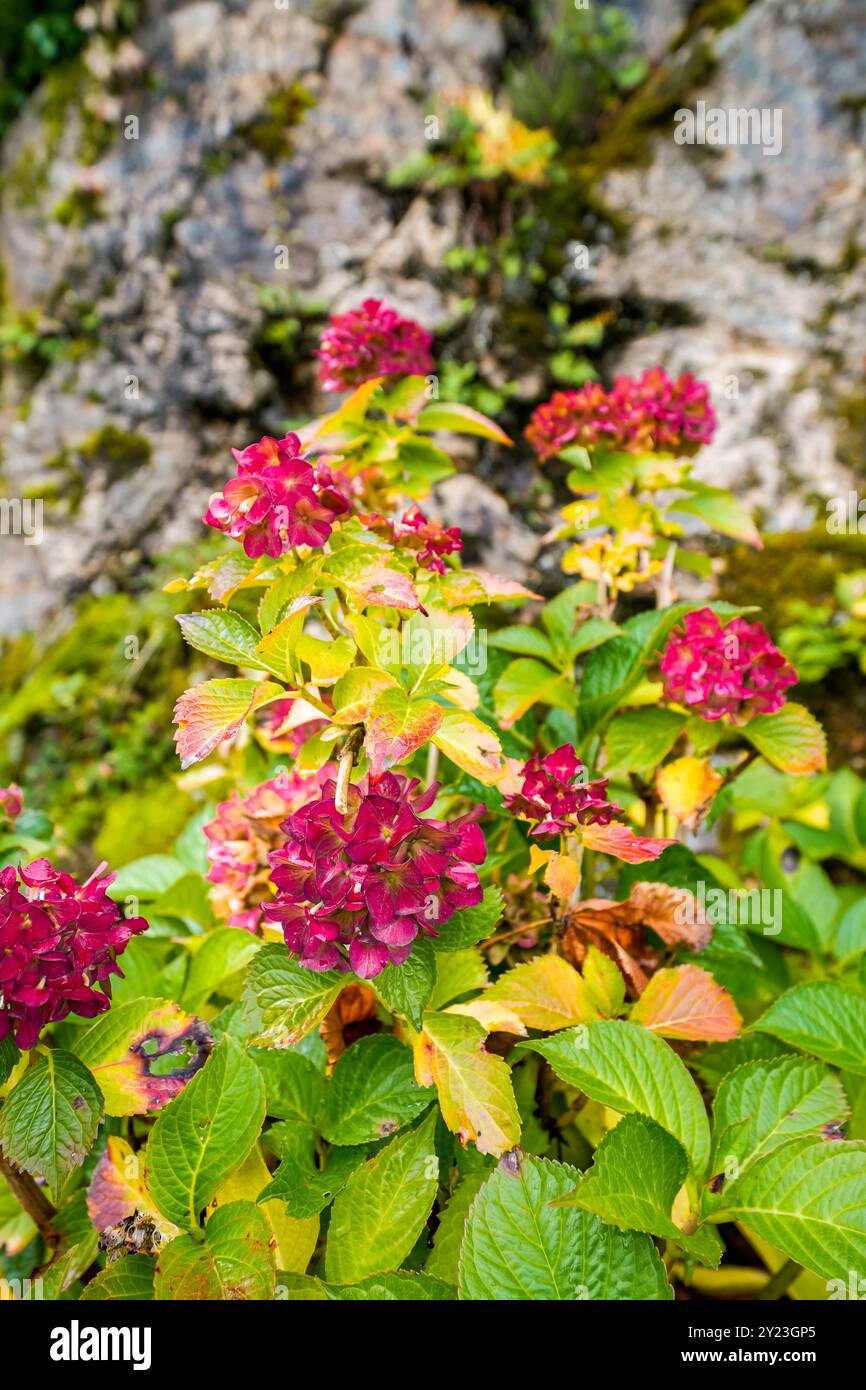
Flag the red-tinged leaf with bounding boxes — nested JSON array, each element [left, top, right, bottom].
[[415, 401, 513, 445], [742, 702, 827, 776], [470, 570, 543, 602], [580, 822, 677, 865], [173, 678, 284, 769], [364, 688, 443, 777], [355, 564, 424, 611], [630, 964, 742, 1042], [431, 709, 502, 785], [87, 1136, 178, 1237], [332, 667, 399, 726]]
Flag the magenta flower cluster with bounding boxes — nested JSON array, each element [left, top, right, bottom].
[[526, 368, 716, 462], [204, 768, 335, 933], [504, 745, 620, 838], [0, 859, 148, 1050], [264, 771, 486, 977], [362, 505, 463, 574], [204, 434, 349, 558], [660, 608, 798, 722], [318, 298, 434, 392]]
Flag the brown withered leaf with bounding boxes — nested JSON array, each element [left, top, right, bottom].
[[320, 984, 380, 1069], [561, 880, 712, 998]]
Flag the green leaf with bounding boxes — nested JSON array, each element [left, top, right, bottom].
[[181, 928, 261, 1012], [0, 1037, 18, 1087], [75, 997, 212, 1116], [152, 872, 214, 927], [712, 1136, 866, 1283], [489, 627, 557, 661], [742, 703, 827, 776], [669, 484, 761, 547], [371, 935, 436, 1028], [415, 401, 512, 445], [260, 1144, 370, 1217], [493, 657, 576, 728], [146, 1037, 266, 1229], [430, 949, 489, 1010], [751, 982, 866, 1076], [250, 1047, 324, 1127], [0, 1051, 102, 1199], [710, 1055, 849, 1179], [318, 1035, 432, 1145], [154, 1199, 275, 1300], [457, 1153, 672, 1300], [254, 595, 323, 679], [523, 1020, 711, 1174], [177, 611, 267, 669], [106, 854, 188, 901], [604, 707, 684, 780], [834, 898, 866, 963], [258, 561, 324, 634], [324, 1110, 439, 1284], [80, 1254, 156, 1301], [557, 1113, 722, 1266], [434, 886, 504, 951], [242, 943, 344, 1046], [425, 1171, 489, 1284], [326, 1271, 455, 1300]]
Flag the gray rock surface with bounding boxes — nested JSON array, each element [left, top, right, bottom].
[[1, 0, 863, 633]]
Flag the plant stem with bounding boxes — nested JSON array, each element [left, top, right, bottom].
[[335, 726, 363, 814], [756, 1259, 801, 1300], [0, 1147, 56, 1242]]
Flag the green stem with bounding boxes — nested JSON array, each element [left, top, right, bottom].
[[0, 1147, 57, 1243], [756, 1259, 801, 1301]]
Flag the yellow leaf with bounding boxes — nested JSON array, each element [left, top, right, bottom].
[[213, 1146, 318, 1274], [656, 756, 723, 829], [485, 955, 600, 1031], [582, 946, 626, 1018], [544, 852, 580, 900]]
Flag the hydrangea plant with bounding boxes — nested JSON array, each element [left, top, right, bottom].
[[1, 299, 864, 1308]]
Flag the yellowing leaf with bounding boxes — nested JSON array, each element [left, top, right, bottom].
[[543, 853, 581, 901], [743, 703, 827, 775], [364, 688, 443, 777], [76, 999, 212, 1116], [630, 965, 741, 1042], [485, 955, 599, 1031], [331, 667, 399, 725], [414, 1012, 520, 1158], [295, 633, 356, 685], [213, 1146, 317, 1275], [582, 946, 626, 1018], [656, 756, 723, 829], [431, 709, 502, 785], [445, 1000, 528, 1036], [493, 658, 575, 728]]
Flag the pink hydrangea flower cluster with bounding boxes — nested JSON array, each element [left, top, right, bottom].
[[0, 859, 148, 1050], [660, 608, 798, 722], [204, 434, 349, 558], [318, 298, 434, 392], [362, 505, 463, 574], [525, 368, 716, 462], [0, 785, 23, 826], [204, 768, 335, 933], [265, 771, 486, 977], [504, 745, 620, 838]]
